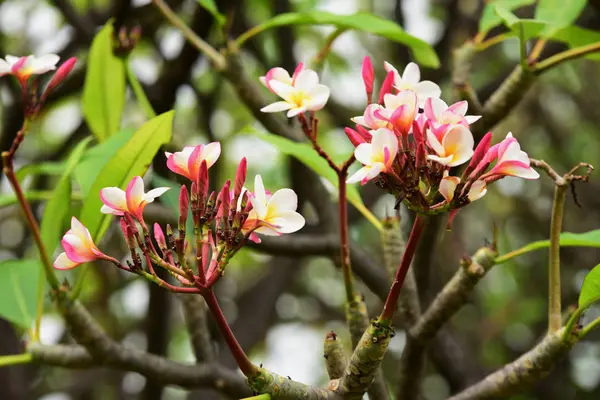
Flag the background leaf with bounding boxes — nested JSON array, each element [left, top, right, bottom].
[[478, 0, 536, 35], [16, 162, 66, 181], [196, 0, 226, 25], [579, 263, 600, 307], [82, 22, 126, 142], [0, 260, 41, 328], [243, 128, 382, 230], [79, 111, 175, 242], [493, 6, 600, 60], [40, 137, 93, 257], [237, 11, 439, 68], [535, 0, 587, 27], [75, 129, 134, 196]]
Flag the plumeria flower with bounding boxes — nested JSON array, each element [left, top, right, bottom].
[[426, 125, 474, 167], [100, 176, 170, 220], [351, 104, 388, 131], [243, 175, 305, 242], [260, 69, 330, 117], [352, 91, 419, 135], [259, 63, 304, 92], [0, 54, 60, 81], [479, 133, 540, 180], [439, 172, 487, 203], [54, 217, 108, 270], [347, 128, 398, 185], [384, 61, 441, 107], [165, 142, 221, 182], [424, 98, 481, 137]]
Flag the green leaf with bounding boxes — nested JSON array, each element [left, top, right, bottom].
[[535, 0, 586, 28], [16, 162, 66, 181], [237, 11, 439, 68], [79, 111, 175, 242], [497, 229, 600, 263], [40, 138, 93, 256], [478, 0, 536, 35], [243, 128, 382, 231], [197, 0, 226, 25], [75, 129, 134, 196], [579, 264, 600, 308], [0, 260, 41, 328], [494, 7, 600, 60], [82, 21, 126, 142]]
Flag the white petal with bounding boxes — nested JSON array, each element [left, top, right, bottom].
[[465, 115, 481, 124], [53, 252, 79, 270], [468, 181, 487, 201], [268, 189, 298, 212], [126, 176, 145, 207], [439, 176, 460, 202], [261, 101, 294, 113], [100, 187, 127, 209], [371, 128, 398, 161], [347, 167, 370, 184], [287, 106, 307, 118], [31, 54, 60, 74], [144, 187, 170, 202], [270, 210, 306, 233], [402, 62, 421, 84], [100, 204, 122, 215], [414, 81, 442, 106], [202, 142, 222, 166], [294, 69, 319, 91], [70, 217, 91, 242], [427, 154, 454, 166], [253, 175, 267, 217], [428, 97, 448, 120], [364, 162, 384, 181], [269, 80, 296, 102], [0, 59, 10, 75], [426, 130, 445, 156], [307, 84, 330, 111], [354, 143, 374, 166], [5, 55, 20, 65]]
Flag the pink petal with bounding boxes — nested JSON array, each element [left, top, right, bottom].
[[100, 187, 127, 212], [125, 176, 145, 213]]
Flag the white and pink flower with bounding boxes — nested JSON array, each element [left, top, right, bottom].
[[53, 217, 108, 270], [100, 176, 169, 219], [165, 142, 221, 182], [0, 54, 60, 81], [243, 175, 305, 241], [347, 128, 398, 185], [424, 98, 481, 137], [260, 69, 330, 117], [384, 61, 441, 106], [479, 133, 539, 181], [259, 63, 304, 92], [426, 125, 474, 167]]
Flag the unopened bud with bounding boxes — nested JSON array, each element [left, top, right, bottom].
[[120, 218, 135, 249], [233, 158, 247, 200], [154, 223, 167, 251], [378, 70, 395, 105], [42, 57, 77, 101], [465, 132, 493, 179], [344, 127, 366, 147], [361, 56, 374, 103]]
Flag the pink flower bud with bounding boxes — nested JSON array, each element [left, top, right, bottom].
[[468, 132, 493, 172], [234, 157, 247, 199], [378, 70, 395, 105], [344, 127, 367, 147], [154, 223, 167, 251], [217, 180, 231, 222], [197, 160, 209, 204], [362, 56, 374, 102], [42, 57, 77, 99]]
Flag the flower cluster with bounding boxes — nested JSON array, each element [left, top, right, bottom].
[[260, 58, 539, 217], [0, 54, 76, 117], [53, 142, 305, 289]]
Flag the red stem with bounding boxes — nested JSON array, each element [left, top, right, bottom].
[[202, 289, 257, 377], [379, 214, 427, 323]]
